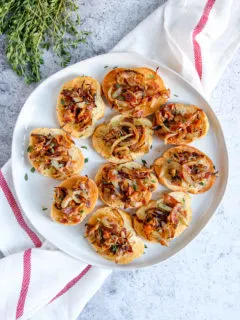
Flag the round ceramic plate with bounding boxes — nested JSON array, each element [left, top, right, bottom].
[[12, 52, 228, 269]]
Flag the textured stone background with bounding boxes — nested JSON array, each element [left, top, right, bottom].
[[0, 1, 239, 319]]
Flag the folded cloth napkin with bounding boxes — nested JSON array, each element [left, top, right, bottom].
[[0, 0, 239, 319]]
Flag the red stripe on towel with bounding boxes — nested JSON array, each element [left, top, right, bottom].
[[50, 265, 92, 303], [192, 0, 216, 79], [0, 171, 42, 248], [16, 249, 32, 319]]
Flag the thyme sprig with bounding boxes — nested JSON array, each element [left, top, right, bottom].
[[0, 0, 89, 83]]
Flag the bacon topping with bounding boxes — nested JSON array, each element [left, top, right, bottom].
[[108, 70, 170, 117], [163, 150, 217, 189], [136, 194, 187, 246], [54, 177, 91, 224], [60, 80, 96, 132], [98, 164, 157, 208], [154, 104, 206, 143], [86, 210, 133, 261], [28, 132, 77, 179]]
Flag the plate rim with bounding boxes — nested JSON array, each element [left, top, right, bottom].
[[11, 52, 229, 270]]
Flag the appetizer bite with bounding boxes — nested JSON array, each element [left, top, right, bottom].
[[95, 162, 158, 209], [28, 128, 84, 179], [133, 192, 192, 246], [85, 207, 144, 264], [51, 175, 98, 225], [57, 76, 105, 138], [153, 146, 218, 194], [102, 67, 170, 117], [154, 103, 209, 144], [92, 115, 153, 163]]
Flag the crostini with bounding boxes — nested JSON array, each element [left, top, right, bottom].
[[102, 67, 170, 117], [153, 145, 218, 194], [28, 128, 84, 179], [85, 207, 144, 264], [95, 162, 158, 209], [92, 115, 153, 163], [133, 192, 192, 246], [51, 175, 98, 225], [154, 103, 209, 144], [57, 76, 105, 138]]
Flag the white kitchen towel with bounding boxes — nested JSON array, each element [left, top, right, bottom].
[[0, 0, 239, 319], [0, 161, 111, 320], [114, 0, 240, 98]]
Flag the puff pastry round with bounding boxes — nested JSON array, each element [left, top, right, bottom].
[[28, 128, 84, 179], [154, 103, 209, 144], [102, 67, 170, 117], [85, 207, 144, 264], [51, 175, 98, 225], [92, 115, 153, 163], [153, 145, 217, 194], [133, 192, 192, 246], [57, 76, 105, 138], [95, 162, 158, 209]]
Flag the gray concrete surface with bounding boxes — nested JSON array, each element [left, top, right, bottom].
[[0, 1, 239, 320]]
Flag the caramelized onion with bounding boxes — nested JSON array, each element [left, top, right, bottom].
[[86, 210, 132, 259], [105, 119, 148, 160], [136, 194, 188, 245]]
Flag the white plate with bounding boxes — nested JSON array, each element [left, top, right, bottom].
[[11, 52, 228, 270]]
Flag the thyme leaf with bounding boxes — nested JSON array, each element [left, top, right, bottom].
[[0, 0, 89, 83]]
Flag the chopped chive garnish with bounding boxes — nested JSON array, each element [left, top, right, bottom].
[[104, 65, 108, 68], [113, 66, 118, 69], [144, 244, 148, 248], [173, 94, 179, 97], [110, 244, 118, 253], [30, 167, 35, 173], [81, 146, 88, 150], [148, 74, 155, 78], [27, 146, 33, 153], [133, 184, 137, 191], [142, 159, 147, 166], [24, 173, 28, 181], [42, 206, 47, 211], [84, 158, 88, 163], [61, 99, 65, 105], [199, 182, 204, 186]]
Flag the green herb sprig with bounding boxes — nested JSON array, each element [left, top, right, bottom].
[[0, 0, 89, 83]]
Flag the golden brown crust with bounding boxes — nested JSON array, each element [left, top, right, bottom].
[[51, 175, 98, 225], [57, 76, 105, 138], [102, 67, 170, 117], [85, 207, 144, 264], [133, 192, 192, 245], [154, 103, 209, 144], [92, 115, 153, 163], [95, 162, 158, 209], [153, 145, 217, 194], [28, 128, 84, 180]]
